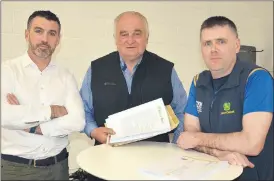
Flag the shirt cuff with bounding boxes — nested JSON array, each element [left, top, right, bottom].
[[39, 122, 51, 136], [39, 121, 62, 137], [41, 106, 52, 122], [84, 123, 98, 138], [24, 106, 51, 124]]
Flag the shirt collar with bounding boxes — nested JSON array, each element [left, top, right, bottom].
[[197, 58, 242, 88], [119, 55, 143, 72], [22, 51, 56, 68]]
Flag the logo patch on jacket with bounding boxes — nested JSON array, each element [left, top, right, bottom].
[[196, 101, 203, 113], [221, 102, 235, 115]]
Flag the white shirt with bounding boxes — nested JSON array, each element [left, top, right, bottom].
[[1, 53, 85, 159]]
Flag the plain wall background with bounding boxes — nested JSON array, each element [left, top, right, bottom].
[[1, 1, 273, 173]]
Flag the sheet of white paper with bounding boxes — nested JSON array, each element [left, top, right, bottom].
[[140, 156, 229, 180], [105, 98, 171, 144], [109, 130, 168, 144]]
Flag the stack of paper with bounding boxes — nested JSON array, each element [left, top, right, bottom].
[[140, 156, 229, 180], [105, 98, 179, 146]]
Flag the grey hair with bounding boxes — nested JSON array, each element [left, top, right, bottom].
[[114, 11, 149, 38]]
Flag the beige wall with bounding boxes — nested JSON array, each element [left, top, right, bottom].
[[2, 1, 273, 173]]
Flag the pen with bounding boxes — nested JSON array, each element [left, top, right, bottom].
[[106, 134, 110, 145], [181, 155, 218, 163]]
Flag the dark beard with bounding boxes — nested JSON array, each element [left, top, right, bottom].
[[31, 44, 54, 59]]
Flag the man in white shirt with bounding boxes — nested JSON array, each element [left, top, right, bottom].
[[1, 10, 85, 180]]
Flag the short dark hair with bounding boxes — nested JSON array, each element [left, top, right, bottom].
[[200, 16, 238, 38], [27, 10, 61, 33]]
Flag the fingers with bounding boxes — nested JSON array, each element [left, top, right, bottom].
[[228, 158, 237, 166], [56, 106, 67, 116], [248, 161, 255, 168], [105, 128, 116, 135], [176, 139, 192, 150], [50, 105, 57, 119], [234, 153, 247, 167], [7, 93, 20, 105], [229, 153, 255, 168], [242, 155, 255, 168], [99, 133, 110, 144], [226, 153, 240, 166], [176, 134, 184, 148], [235, 153, 254, 168], [177, 140, 183, 149], [60, 106, 68, 116], [177, 142, 187, 149], [91, 127, 115, 144], [50, 105, 68, 119]]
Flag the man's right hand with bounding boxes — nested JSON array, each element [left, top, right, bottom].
[[50, 105, 68, 119], [216, 150, 255, 168], [90, 127, 116, 144]]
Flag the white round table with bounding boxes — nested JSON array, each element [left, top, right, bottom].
[[77, 141, 243, 180]]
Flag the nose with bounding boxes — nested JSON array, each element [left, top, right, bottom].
[[210, 43, 218, 52], [41, 33, 49, 43], [126, 35, 136, 44]]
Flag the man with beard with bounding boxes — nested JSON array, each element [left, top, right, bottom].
[[1, 10, 85, 180]]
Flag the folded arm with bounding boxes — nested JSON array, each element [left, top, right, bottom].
[[180, 113, 255, 168], [1, 64, 51, 130], [39, 73, 86, 137], [194, 112, 272, 156], [181, 113, 222, 157], [177, 80, 225, 157], [180, 71, 273, 156]]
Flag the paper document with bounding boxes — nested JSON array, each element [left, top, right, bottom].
[[141, 156, 229, 180], [105, 98, 179, 146]]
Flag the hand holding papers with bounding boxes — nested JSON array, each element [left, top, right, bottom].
[[105, 98, 179, 146]]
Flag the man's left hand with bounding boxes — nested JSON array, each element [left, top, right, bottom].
[[177, 131, 201, 149], [7, 93, 20, 105]]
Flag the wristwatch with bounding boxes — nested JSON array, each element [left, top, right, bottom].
[[29, 126, 38, 133]]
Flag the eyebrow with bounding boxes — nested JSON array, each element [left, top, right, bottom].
[[33, 26, 58, 34], [33, 26, 43, 30], [203, 38, 227, 42], [48, 30, 57, 34], [119, 29, 143, 34], [134, 29, 142, 33], [119, 30, 127, 34], [216, 38, 227, 41]]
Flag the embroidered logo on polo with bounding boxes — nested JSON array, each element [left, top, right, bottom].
[[221, 102, 235, 115], [104, 82, 116, 86], [196, 101, 203, 113]]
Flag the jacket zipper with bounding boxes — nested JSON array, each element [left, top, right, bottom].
[[209, 90, 220, 132]]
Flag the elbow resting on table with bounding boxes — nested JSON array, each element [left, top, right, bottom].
[[246, 141, 264, 156], [243, 133, 265, 156]]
